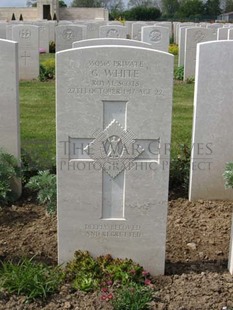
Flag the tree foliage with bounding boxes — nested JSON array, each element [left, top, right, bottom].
[[59, 0, 67, 7], [204, 0, 221, 17], [71, 0, 102, 7], [26, 0, 37, 7], [128, 0, 158, 9], [161, 0, 180, 17], [123, 5, 161, 20], [176, 0, 204, 18], [224, 0, 233, 12]]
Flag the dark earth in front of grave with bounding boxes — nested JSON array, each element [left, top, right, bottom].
[[0, 198, 232, 309]]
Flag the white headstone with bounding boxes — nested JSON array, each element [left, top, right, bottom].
[[217, 27, 230, 40], [56, 45, 173, 275], [0, 39, 21, 196], [35, 22, 50, 53], [131, 22, 147, 41], [48, 21, 57, 42], [0, 23, 6, 39], [125, 21, 133, 38], [72, 38, 152, 48], [178, 26, 196, 67], [85, 22, 100, 39], [12, 25, 39, 80], [56, 25, 87, 52], [141, 26, 169, 52], [228, 28, 233, 40], [99, 25, 127, 38], [183, 28, 216, 80], [156, 21, 172, 38], [229, 217, 233, 274], [189, 40, 233, 201], [177, 23, 195, 47], [6, 22, 19, 40]]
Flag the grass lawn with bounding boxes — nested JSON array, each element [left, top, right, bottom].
[[19, 53, 194, 169]]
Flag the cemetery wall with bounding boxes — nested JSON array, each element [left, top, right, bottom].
[[0, 7, 108, 21], [59, 8, 108, 21], [0, 8, 37, 21]]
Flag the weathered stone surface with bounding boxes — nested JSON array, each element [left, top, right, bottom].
[[56, 45, 173, 275]]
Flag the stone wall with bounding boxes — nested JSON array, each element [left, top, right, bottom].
[[59, 8, 108, 21], [0, 8, 37, 21], [0, 7, 108, 21]]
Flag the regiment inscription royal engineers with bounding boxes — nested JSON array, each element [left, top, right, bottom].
[[56, 45, 173, 275]]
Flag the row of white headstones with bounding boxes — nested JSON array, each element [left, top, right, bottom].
[[0, 37, 232, 276], [2, 21, 233, 81], [175, 22, 233, 80], [0, 22, 171, 79]]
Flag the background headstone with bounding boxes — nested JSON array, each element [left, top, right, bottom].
[[228, 28, 233, 40], [217, 27, 230, 40], [72, 38, 152, 48], [229, 218, 233, 274], [12, 24, 39, 80], [131, 22, 147, 40], [183, 28, 216, 80], [99, 25, 127, 38], [189, 40, 233, 201], [0, 39, 21, 196], [56, 45, 173, 275], [56, 24, 87, 51], [0, 22, 6, 39], [141, 26, 169, 52]]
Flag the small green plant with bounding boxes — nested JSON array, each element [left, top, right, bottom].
[[169, 144, 191, 193], [223, 162, 233, 189], [0, 258, 63, 302], [49, 41, 56, 53], [39, 58, 55, 81], [66, 251, 101, 292], [186, 76, 195, 84], [169, 43, 178, 55], [65, 251, 153, 292], [0, 150, 21, 205], [112, 282, 154, 310], [25, 170, 56, 214], [174, 66, 184, 80]]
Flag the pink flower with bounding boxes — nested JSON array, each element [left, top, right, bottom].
[[101, 287, 108, 292], [129, 269, 136, 274], [107, 280, 113, 286], [101, 295, 106, 301], [142, 270, 149, 276], [144, 279, 152, 285], [108, 293, 113, 300]]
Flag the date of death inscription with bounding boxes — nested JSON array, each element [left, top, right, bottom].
[[67, 60, 165, 97]]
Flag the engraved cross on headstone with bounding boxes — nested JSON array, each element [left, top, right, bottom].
[[21, 51, 30, 66], [68, 100, 160, 220]]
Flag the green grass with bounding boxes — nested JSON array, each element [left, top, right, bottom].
[[20, 80, 55, 169], [171, 82, 194, 156], [0, 257, 63, 301], [19, 53, 194, 168]]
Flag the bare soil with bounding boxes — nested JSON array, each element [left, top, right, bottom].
[[0, 198, 232, 309]]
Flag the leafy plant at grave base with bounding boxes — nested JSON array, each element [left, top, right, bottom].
[[169, 144, 191, 193], [174, 66, 184, 80], [25, 170, 56, 214], [223, 162, 233, 189], [39, 58, 55, 81], [0, 150, 21, 205], [112, 282, 154, 310], [65, 251, 102, 292], [49, 41, 56, 53], [65, 251, 154, 293], [169, 43, 178, 55], [0, 257, 63, 302], [186, 76, 195, 84]]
